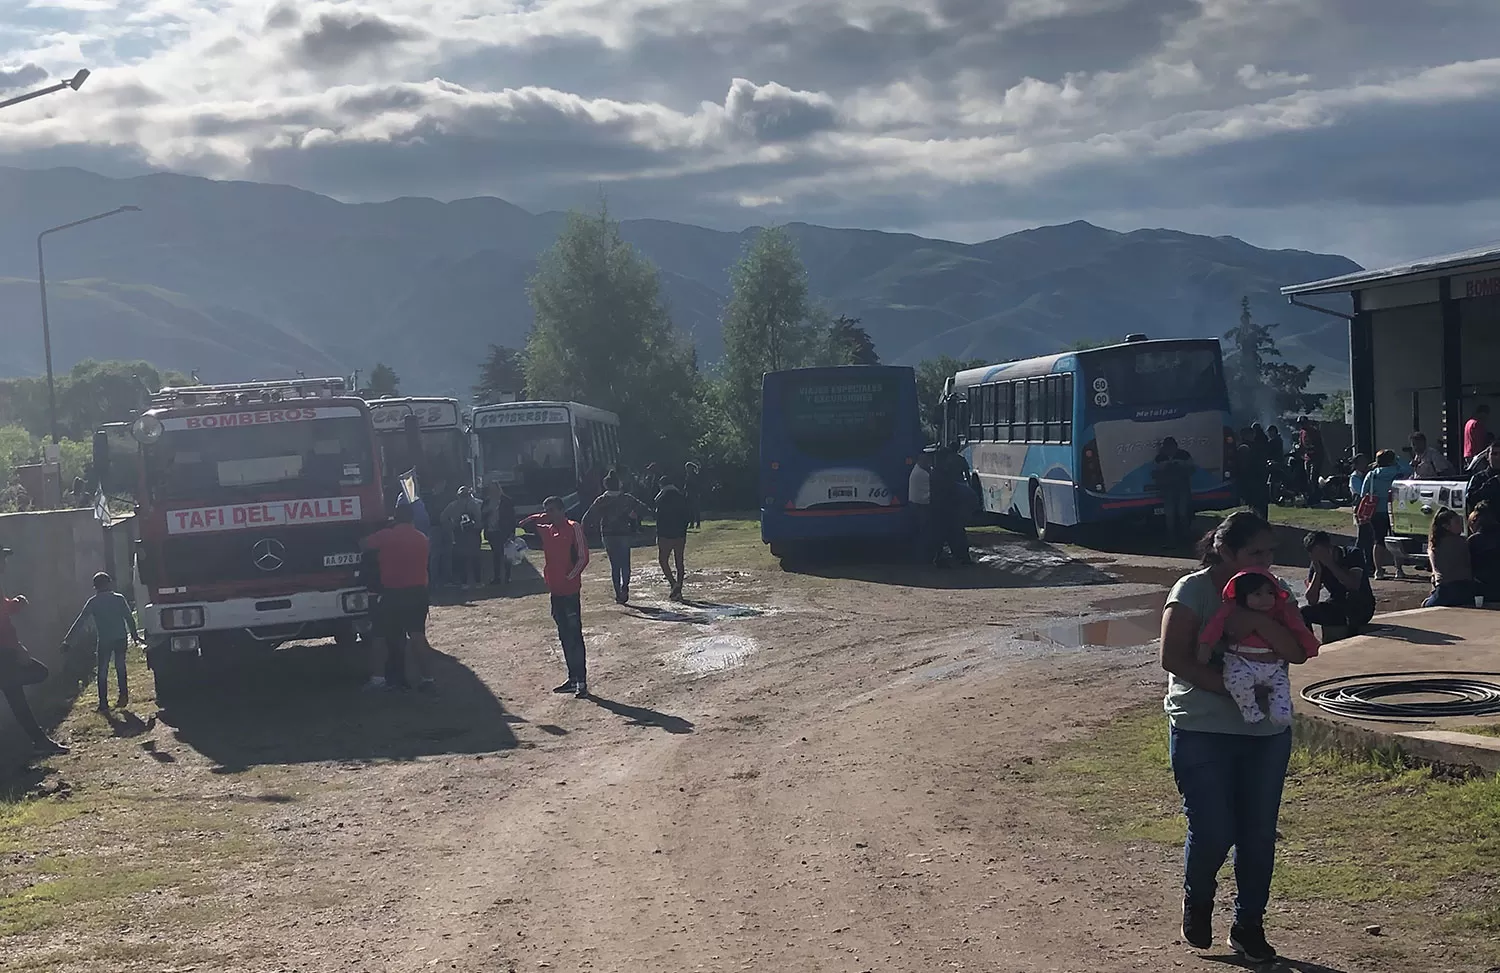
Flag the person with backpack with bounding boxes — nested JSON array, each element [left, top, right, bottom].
[[522, 498, 592, 697], [442, 486, 484, 590], [62, 571, 141, 711], [654, 472, 693, 601], [583, 473, 651, 604]]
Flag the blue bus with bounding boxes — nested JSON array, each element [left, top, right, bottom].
[[760, 366, 923, 557], [941, 336, 1236, 540]]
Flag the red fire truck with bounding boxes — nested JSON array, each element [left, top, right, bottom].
[[94, 377, 388, 700]]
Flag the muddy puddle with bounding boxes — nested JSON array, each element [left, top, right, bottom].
[[629, 600, 771, 625], [662, 634, 760, 676]]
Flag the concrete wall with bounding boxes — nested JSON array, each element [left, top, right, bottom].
[[1370, 303, 1443, 453], [0, 509, 135, 751]]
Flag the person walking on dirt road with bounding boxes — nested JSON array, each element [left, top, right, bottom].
[[583, 474, 650, 604], [0, 549, 68, 754], [1159, 511, 1310, 964], [654, 472, 692, 601], [63, 571, 141, 712], [522, 497, 592, 698]]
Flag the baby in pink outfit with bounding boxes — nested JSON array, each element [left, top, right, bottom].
[[1199, 569, 1321, 725]]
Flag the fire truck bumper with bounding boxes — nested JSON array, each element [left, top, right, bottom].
[[143, 587, 373, 651]]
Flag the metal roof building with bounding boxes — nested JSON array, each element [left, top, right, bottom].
[[1282, 242, 1500, 464]]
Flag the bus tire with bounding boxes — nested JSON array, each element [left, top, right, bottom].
[[1030, 484, 1053, 543]]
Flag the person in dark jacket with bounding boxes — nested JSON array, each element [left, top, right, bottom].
[[481, 483, 518, 587], [655, 472, 694, 601], [0, 551, 68, 754], [584, 474, 651, 604]]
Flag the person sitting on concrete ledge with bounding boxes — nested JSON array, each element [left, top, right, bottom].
[[1301, 531, 1375, 639]]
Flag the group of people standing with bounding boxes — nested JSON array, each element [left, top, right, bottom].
[[409, 481, 521, 590]]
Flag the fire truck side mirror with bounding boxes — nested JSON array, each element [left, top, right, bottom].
[[92, 431, 110, 490]]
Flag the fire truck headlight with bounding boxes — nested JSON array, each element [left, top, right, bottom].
[[131, 414, 164, 444], [160, 606, 204, 630], [341, 591, 370, 614]]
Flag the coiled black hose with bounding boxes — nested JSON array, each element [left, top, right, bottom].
[[1300, 672, 1500, 722]]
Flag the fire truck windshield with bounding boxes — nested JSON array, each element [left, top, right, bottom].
[[146, 416, 374, 502]]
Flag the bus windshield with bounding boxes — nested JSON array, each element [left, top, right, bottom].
[[777, 374, 902, 461], [477, 423, 576, 502], [1087, 346, 1223, 408], [381, 429, 466, 485], [146, 417, 374, 502]]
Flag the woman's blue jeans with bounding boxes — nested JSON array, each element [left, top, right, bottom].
[[1169, 726, 1291, 924]]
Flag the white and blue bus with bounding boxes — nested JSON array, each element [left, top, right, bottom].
[[941, 336, 1237, 540], [760, 366, 923, 558]]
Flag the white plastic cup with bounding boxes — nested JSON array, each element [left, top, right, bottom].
[[1476, 595, 1486, 608]]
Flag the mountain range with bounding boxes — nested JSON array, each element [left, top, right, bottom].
[[0, 166, 1362, 397]]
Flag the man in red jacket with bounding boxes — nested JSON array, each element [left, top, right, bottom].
[[522, 497, 592, 697]]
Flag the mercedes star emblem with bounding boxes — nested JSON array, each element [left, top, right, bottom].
[[252, 538, 287, 572]]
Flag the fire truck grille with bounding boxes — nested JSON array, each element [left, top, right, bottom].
[[158, 523, 367, 586]]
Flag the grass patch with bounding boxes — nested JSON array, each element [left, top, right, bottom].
[[689, 514, 777, 572], [1047, 707, 1500, 928], [1204, 504, 1355, 534], [1457, 723, 1500, 738]]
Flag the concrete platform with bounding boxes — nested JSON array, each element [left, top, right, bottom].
[[1291, 607, 1500, 773]]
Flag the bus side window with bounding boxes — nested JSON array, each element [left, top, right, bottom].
[[1060, 374, 1073, 443], [1011, 380, 1025, 441], [966, 389, 982, 443], [995, 382, 1010, 442], [1028, 379, 1045, 442], [984, 384, 997, 441]]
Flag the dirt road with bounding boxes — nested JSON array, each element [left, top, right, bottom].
[[2, 526, 1476, 972]]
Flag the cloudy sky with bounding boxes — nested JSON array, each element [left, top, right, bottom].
[[2, 0, 1498, 267]]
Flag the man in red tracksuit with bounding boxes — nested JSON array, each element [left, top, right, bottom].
[[522, 497, 592, 698]]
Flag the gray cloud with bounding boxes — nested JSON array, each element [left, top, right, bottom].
[[0, 62, 48, 92], [722, 78, 838, 141], [289, 9, 427, 68]]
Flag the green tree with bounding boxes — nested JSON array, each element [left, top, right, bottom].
[[915, 356, 985, 437], [367, 363, 401, 398], [472, 344, 526, 404], [0, 359, 187, 441], [827, 314, 880, 366], [716, 227, 824, 463], [1223, 296, 1323, 420], [1320, 389, 1351, 424], [525, 203, 698, 461]]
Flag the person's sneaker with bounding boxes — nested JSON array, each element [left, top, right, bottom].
[[552, 681, 576, 694], [362, 675, 388, 692], [1181, 899, 1212, 950], [33, 737, 69, 756], [416, 678, 436, 693], [1228, 922, 1277, 963], [116, 692, 129, 708], [574, 682, 590, 698], [96, 700, 110, 713]]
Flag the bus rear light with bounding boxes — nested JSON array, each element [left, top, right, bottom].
[[170, 635, 200, 653], [764, 496, 774, 506], [161, 606, 204, 630]]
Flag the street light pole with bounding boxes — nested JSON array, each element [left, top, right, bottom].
[[0, 69, 90, 111], [37, 204, 142, 444]]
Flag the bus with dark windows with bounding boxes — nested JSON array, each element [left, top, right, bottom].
[[940, 336, 1236, 540], [759, 365, 923, 559], [470, 401, 621, 517], [367, 397, 471, 497], [92, 378, 387, 702]]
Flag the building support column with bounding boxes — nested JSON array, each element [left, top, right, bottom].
[[1349, 291, 1375, 459], [1440, 277, 1464, 468]]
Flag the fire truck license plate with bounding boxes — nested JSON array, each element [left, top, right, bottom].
[[323, 553, 361, 566]]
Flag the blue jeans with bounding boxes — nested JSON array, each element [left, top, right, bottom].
[[604, 535, 632, 601], [97, 638, 128, 704], [1169, 726, 1291, 924]]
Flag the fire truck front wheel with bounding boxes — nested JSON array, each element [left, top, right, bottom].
[[148, 647, 198, 706]]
